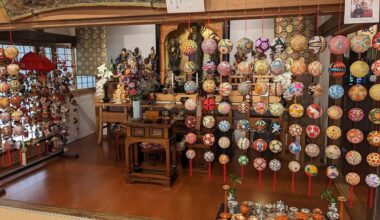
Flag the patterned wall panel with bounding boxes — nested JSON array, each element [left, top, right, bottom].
[[76, 26, 107, 76]]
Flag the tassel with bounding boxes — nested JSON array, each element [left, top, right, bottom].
[[258, 171, 262, 192], [273, 171, 277, 192], [240, 166, 244, 179], [291, 172, 295, 192], [308, 176, 312, 197], [189, 159, 192, 177], [223, 164, 227, 183], [208, 162, 211, 182], [369, 187, 374, 209], [349, 186, 354, 208]]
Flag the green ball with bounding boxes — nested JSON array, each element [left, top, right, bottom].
[[238, 155, 249, 166]]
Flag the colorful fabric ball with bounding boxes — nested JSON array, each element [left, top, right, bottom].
[[329, 61, 346, 78], [269, 159, 281, 172], [184, 98, 197, 111], [238, 155, 249, 166], [219, 154, 229, 164], [237, 37, 253, 54], [367, 153, 380, 167], [269, 83, 284, 96], [288, 161, 301, 173], [218, 61, 233, 76], [218, 39, 233, 54], [326, 166, 339, 179], [326, 126, 342, 140], [0, 82, 9, 93], [255, 37, 270, 53], [237, 119, 250, 131], [371, 60, 380, 76], [270, 59, 286, 75], [252, 138, 267, 152], [305, 144, 320, 157], [289, 82, 305, 97], [328, 85, 344, 99], [237, 61, 253, 75], [10, 80, 20, 92], [13, 125, 24, 136], [1, 125, 12, 138], [369, 108, 380, 124], [290, 60, 307, 76], [308, 36, 327, 54], [289, 142, 301, 154], [328, 106, 343, 120], [345, 150, 362, 165], [305, 164, 318, 177], [308, 83, 323, 97], [201, 38, 217, 54], [346, 172, 360, 186], [306, 104, 322, 119], [368, 131, 380, 147], [203, 115, 215, 129], [346, 128, 364, 144], [4, 46, 19, 59], [308, 61, 323, 76], [186, 149, 196, 159], [238, 81, 251, 95], [184, 81, 198, 94], [185, 132, 197, 144], [269, 121, 282, 135], [181, 39, 198, 56], [289, 124, 303, 137], [202, 79, 216, 93], [0, 97, 9, 109], [219, 82, 232, 96], [185, 116, 197, 129], [329, 35, 350, 55], [366, 174, 380, 188], [218, 102, 231, 115], [350, 61, 369, 78], [253, 101, 268, 115], [254, 59, 270, 75], [350, 34, 371, 53], [348, 108, 364, 122], [373, 32, 380, 50], [254, 82, 268, 95], [11, 110, 22, 122], [238, 101, 250, 113], [290, 34, 308, 53], [203, 133, 215, 146], [204, 151, 215, 162], [183, 61, 198, 74], [269, 140, 283, 153], [271, 37, 287, 53], [238, 137, 250, 150], [269, 103, 284, 116], [306, 124, 321, 139], [289, 103, 304, 118], [202, 97, 216, 111], [218, 136, 231, 149], [348, 84, 367, 101], [203, 61, 216, 73], [325, 145, 341, 160], [253, 158, 267, 171], [369, 84, 380, 101], [218, 120, 230, 132], [0, 112, 10, 123]]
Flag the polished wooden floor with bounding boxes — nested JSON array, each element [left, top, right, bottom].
[[2, 135, 354, 220]]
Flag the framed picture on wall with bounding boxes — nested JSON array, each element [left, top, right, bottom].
[[344, 0, 379, 24]]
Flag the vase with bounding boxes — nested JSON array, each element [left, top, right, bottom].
[[132, 100, 142, 120], [102, 84, 110, 103]]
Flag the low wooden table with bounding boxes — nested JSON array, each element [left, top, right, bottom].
[[125, 120, 177, 187]]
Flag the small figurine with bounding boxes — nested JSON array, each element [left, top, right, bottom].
[[112, 83, 127, 104]]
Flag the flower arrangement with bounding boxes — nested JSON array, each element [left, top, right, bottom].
[[95, 64, 114, 99]]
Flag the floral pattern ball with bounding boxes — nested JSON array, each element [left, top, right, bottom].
[[290, 60, 307, 76], [289, 124, 303, 137], [289, 103, 304, 118], [218, 39, 233, 54], [184, 98, 197, 111], [269, 103, 284, 116], [308, 61, 323, 76], [202, 115, 215, 129], [350, 34, 371, 54], [305, 144, 320, 157], [306, 103, 322, 119], [346, 128, 364, 144], [308, 83, 323, 98], [203, 61, 216, 73], [371, 59, 380, 76], [369, 108, 380, 124], [203, 133, 215, 146], [366, 174, 380, 188], [348, 84, 367, 101], [348, 108, 364, 122], [328, 85, 344, 99], [185, 115, 197, 129], [345, 150, 362, 166], [253, 101, 268, 115], [254, 82, 268, 95], [254, 120, 268, 133], [184, 80, 198, 94], [218, 136, 231, 149], [218, 61, 233, 76], [254, 59, 270, 75], [219, 82, 232, 97], [218, 120, 230, 132], [181, 39, 198, 56], [326, 125, 342, 140], [237, 37, 253, 55], [201, 38, 217, 55], [306, 124, 321, 139], [327, 105, 343, 120], [270, 59, 286, 75], [202, 79, 216, 93], [373, 32, 380, 50], [238, 81, 251, 95], [367, 152, 380, 167], [289, 81, 305, 97], [329, 35, 350, 55], [346, 172, 360, 186], [367, 131, 380, 147], [218, 102, 231, 115]]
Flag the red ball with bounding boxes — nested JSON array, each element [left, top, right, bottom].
[[202, 97, 215, 111]]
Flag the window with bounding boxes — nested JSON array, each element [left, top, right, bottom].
[[76, 75, 96, 89]]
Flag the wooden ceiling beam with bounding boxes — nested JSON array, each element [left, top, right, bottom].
[[0, 30, 76, 45]]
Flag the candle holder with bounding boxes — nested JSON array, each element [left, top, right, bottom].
[[338, 196, 347, 220], [220, 185, 232, 219]]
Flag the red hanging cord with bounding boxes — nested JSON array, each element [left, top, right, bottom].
[[349, 186, 354, 208], [369, 187, 374, 208]]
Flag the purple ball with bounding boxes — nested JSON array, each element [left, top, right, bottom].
[[255, 37, 270, 54], [203, 61, 216, 73]]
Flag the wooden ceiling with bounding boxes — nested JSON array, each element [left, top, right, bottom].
[[0, 0, 344, 31]]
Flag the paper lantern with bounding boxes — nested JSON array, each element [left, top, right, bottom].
[[184, 81, 198, 94], [290, 34, 308, 53], [219, 82, 232, 96], [305, 164, 318, 177], [183, 61, 198, 75], [237, 119, 250, 130], [369, 108, 380, 124], [368, 131, 380, 147], [269, 103, 284, 116], [271, 37, 287, 54], [269, 159, 281, 171], [203, 133, 215, 146], [202, 97, 215, 111], [367, 153, 380, 167], [185, 132, 197, 144], [328, 105, 343, 120], [201, 38, 217, 54], [289, 142, 301, 154], [252, 139, 267, 152], [185, 116, 197, 129], [350, 61, 369, 78], [237, 37, 253, 54], [326, 166, 339, 179], [348, 108, 364, 122], [254, 59, 270, 75], [218, 136, 231, 149], [203, 61, 216, 73], [346, 128, 364, 144], [204, 151, 215, 162], [218, 101, 231, 115], [366, 174, 380, 188], [4, 46, 19, 59], [289, 124, 303, 137], [325, 145, 341, 160], [328, 85, 344, 99], [289, 103, 304, 118], [238, 137, 250, 150], [218, 39, 233, 54], [218, 120, 230, 132], [371, 60, 380, 76], [203, 115, 215, 129], [329, 61, 347, 78], [308, 36, 327, 54], [0, 112, 10, 123], [184, 98, 197, 111], [369, 84, 380, 101], [373, 32, 380, 50], [307, 83, 323, 98], [270, 59, 286, 75], [345, 150, 362, 165], [288, 161, 301, 172], [219, 154, 229, 164], [326, 125, 342, 140], [238, 101, 250, 113], [269, 140, 282, 153], [269, 83, 284, 96], [306, 104, 322, 119], [269, 121, 282, 135], [237, 81, 251, 95], [253, 101, 268, 115], [253, 158, 267, 171], [0, 82, 9, 93], [308, 61, 323, 77], [348, 84, 367, 101], [289, 81, 305, 97], [202, 79, 216, 93], [329, 35, 350, 55], [290, 60, 307, 76], [305, 144, 320, 157], [346, 172, 360, 186], [350, 34, 371, 53], [306, 124, 321, 139], [181, 40, 198, 56], [218, 61, 233, 76], [238, 155, 249, 165], [255, 37, 270, 53]]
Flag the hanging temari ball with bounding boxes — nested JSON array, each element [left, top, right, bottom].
[[308, 61, 323, 77], [238, 101, 250, 114], [327, 106, 343, 120], [305, 144, 320, 157], [305, 164, 318, 177], [348, 84, 367, 101], [326, 166, 339, 179], [289, 142, 302, 154], [290, 59, 307, 76], [346, 172, 360, 186], [204, 151, 215, 163], [367, 153, 380, 167], [255, 37, 270, 54], [218, 102, 231, 115], [217, 61, 233, 76], [329, 35, 350, 55], [345, 150, 362, 166], [219, 154, 229, 165], [254, 82, 268, 95], [288, 103, 304, 118], [218, 39, 233, 54], [181, 39, 198, 56], [203, 133, 215, 146], [254, 59, 270, 75], [218, 136, 231, 149], [328, 85, 344, 99], [238, 137, 250, 150], [254, 120, 268, 133], [253, 158, 267, 171], [350, 34, 371, 53], [218, 120, 230, 132], [270, 122, 282, 135], [368, 131, 380, 147], [369, 108, 380, 124], [4, 46, 19, 60], [269, 140, 282, 153], [238, 155, 249, 165], [348, 108, 365, 122], [185, 116, 197, 129], [269, 83, 284, 96], [369, 84, 380, 101], [203, 61, 216, 73], [308, 83, 323, 98], [203, 115, 216, 128], [184, 81, 198, 94], [306, 103, 322, 119], [289, 124, 303, 137], [271, 37, 287, 54], [289, 81, 305, 97], [269, 159, 281, 172], [350, 60, 369, 78], [371, 60, 380, 76], [325, 145, 341, 160], [366, 174, 380, 188], [252, 139, 268, 152], [219, 82, 232, 97], [185, 132, 197, 144], [237, 61, 253, 75], [346, 128, 364, 144], [237, 37, 253, 55], [270, 58, 286, 75], [290, 34, 308, 53], [202, 97, 216, 111], [326, 125, 342, 140], [288, 161, 301, 173], [185, 98, 197, 111], [308, 36, 327, 54], [183, 61, 198, 75], [328, 61, 346, 78], [372, 32, 380, 50], [201, 38, 217, 55], [238, 81, 251, 95], [202, 79, 216, 93], [269, 103, 284, 116]]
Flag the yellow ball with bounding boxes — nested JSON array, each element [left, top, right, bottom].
[[350, 61, 369, 78], [369, 84, 380, 101]]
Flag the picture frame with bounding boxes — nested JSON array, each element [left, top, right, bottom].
[[344, 0, 379, 24]]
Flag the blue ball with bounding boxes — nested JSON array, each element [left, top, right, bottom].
[[289, 142, 302, 154], [328, 85, 345, 99]]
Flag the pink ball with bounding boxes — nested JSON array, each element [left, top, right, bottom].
[[329, 35, 350, 55], [185, 132, 197, 144], [201, 39, 217, 55], [217, 61, 233, 76]]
